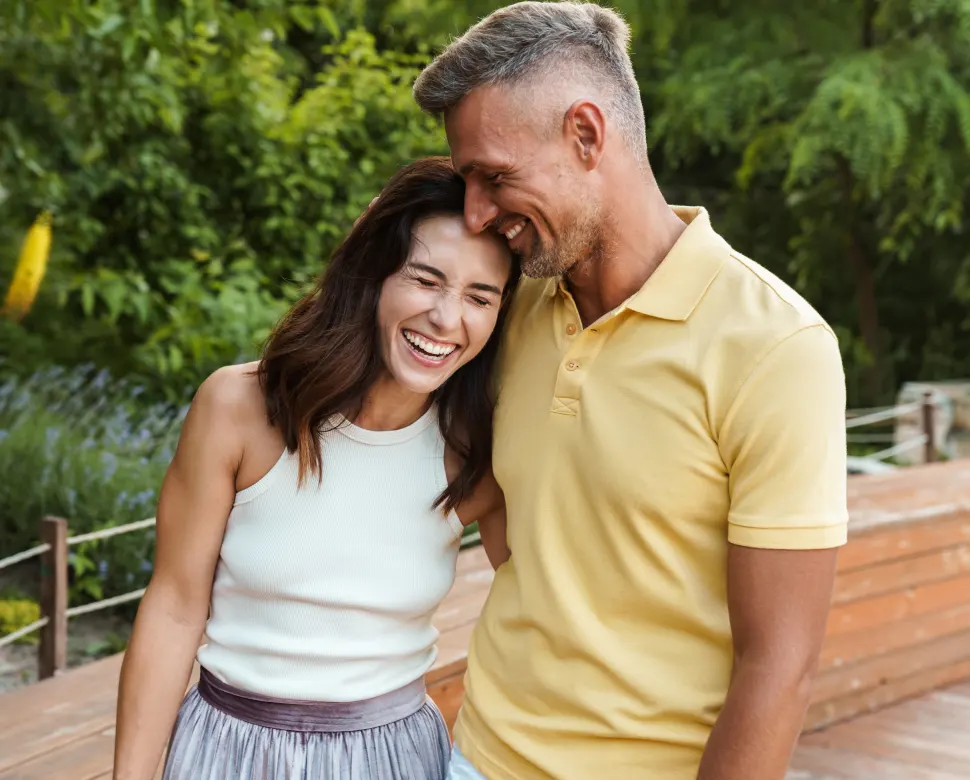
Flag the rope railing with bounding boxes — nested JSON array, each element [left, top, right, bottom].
[[845, 401, 921, 430], [867, 434, 929, 463], [0, 517, 159, 573], [1, 510, 488, 677], [846, 390, 938, 467], [0, 392, 939, 676], [0, 617, 48, 650], [0, 514, 160, 678], [0, 542, 50, 573], [67, 517, 156, 546], [66, 587, 147, 618]]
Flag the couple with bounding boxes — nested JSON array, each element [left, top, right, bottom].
[[114, 3, 849, 779]]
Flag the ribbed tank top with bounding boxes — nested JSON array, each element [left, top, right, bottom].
[[196, 405, 463, 702]]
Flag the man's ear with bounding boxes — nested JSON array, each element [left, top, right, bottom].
[[564, 100, 606, 170]]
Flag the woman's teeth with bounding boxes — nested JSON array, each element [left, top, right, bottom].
[[403, 329, 457, 361], [504, 221, 526, 240]]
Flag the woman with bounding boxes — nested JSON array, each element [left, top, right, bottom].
[[113, 157, 518, 780]]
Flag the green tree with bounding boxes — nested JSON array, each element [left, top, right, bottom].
[[645, 0, 970, 403], [0, 0, 445, 397], [2, 0, 969, 408]]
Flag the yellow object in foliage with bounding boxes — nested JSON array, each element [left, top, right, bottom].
[[3, 211, 53, 321]]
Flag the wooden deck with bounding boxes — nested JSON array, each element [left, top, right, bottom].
[[2, 459, 969, 779], [788, 680, 970, 779], [0, 548, 494, 780]]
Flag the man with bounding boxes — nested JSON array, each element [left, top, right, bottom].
[[413, 3, 848, 779]]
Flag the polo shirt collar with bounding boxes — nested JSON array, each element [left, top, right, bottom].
[[544, 206, 728, 322], [626, 206, 728, 321]]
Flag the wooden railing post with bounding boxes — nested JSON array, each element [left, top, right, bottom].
[[921, 390, 937, 464], [39, 516, 68, 679]]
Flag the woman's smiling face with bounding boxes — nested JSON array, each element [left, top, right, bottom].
[[376, 214, 512, 396]]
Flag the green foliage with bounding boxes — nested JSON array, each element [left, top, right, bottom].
[[0, 365, 182, 603], [1, 0, 969, 410], [0, 1, 445, 397], [83, 630, 130, 658], [0, 1, 967, 642], [645, 0, 970, 404]]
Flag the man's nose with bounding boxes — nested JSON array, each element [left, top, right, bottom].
[[464, 182, 499, 235]]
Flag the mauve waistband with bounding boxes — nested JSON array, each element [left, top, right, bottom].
[[196, 668, 428, 733]]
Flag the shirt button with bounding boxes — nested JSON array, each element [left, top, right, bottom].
[[566, 361, 579, 371], [566, 323, 577, 336]]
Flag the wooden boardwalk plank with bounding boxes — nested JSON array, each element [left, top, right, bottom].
[[806, 657, 970, 731], [0, 546, 494, 778], [819, 602, 970, 671], [0, 654, 123, 774], [787, 745, 967, 780], [824, 572, 970, 636], [811, 629, 970, 703], [833, 544, 970, 605], [2, 727, 114, 780], [844, 460, 970, 537], [4, 463, 970, 779], [791, 681, 970, 779]]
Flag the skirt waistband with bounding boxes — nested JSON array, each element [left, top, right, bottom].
[[196, 668, 428, 733]]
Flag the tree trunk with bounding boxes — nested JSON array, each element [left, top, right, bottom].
[[847, 226, 885, 399], [837, 156, 885, 402], [847, 0, 885, 402]]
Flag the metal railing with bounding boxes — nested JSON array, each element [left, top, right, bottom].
[[0, 514, 483, 679]]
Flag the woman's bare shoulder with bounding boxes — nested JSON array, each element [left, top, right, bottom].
[[194, 362, 266, 425]]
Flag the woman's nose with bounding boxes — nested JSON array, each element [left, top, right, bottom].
[[428, 292, 463, 331]]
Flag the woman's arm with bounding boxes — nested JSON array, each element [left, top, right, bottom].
[[113, 369, 247, 780]]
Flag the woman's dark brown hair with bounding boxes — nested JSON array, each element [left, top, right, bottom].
[[257, 157, 520, 513]]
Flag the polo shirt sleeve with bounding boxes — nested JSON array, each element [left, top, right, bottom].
[[720, 324, 848, 550]]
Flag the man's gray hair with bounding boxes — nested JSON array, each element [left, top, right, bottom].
[[413, 1, 646, 166]]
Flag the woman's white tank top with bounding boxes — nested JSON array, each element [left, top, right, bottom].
[[196, 405, 464, 701]]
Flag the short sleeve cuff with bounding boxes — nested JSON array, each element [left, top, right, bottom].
[[727, 516, 848, 550]]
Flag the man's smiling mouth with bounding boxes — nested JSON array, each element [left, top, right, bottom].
[[502, 219, 528, 241]]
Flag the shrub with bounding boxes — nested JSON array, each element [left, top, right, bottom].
[[0, 364, 183, 604], [0, 598, 41, 644]]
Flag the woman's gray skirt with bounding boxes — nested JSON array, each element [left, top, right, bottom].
[[162, 668, 451, 779]]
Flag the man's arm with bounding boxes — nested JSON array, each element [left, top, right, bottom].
[[696, 545, 837, 779], [701, 323, 848, 779]]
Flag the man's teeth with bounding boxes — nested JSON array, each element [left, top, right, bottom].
[[504, 221, 526, 240], [403, 330, 457, 359]]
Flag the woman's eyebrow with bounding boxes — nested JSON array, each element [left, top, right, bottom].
[[410, 262, 502, 296], [469, 280, 503, 295], [408, 261, 447, 282]]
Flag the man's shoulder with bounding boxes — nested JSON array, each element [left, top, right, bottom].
[[691, 243, 841, 418], [702, 246, 834, 346]]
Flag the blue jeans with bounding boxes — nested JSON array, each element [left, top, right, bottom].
[[446, 744, 488, 779]]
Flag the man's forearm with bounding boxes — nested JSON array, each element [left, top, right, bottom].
[[696, 660, 814, 780]]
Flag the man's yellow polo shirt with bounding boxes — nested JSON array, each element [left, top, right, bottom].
[[454, 207, 848, 779]]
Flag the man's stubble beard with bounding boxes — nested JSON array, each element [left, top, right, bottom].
[[519, 201, 607, 281]]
